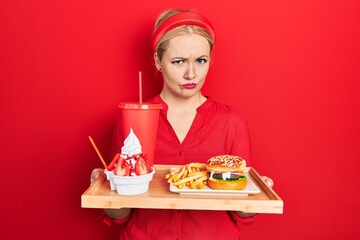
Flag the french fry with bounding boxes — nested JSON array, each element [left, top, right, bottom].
[[181, 168, 188, 179], [168, 166, 182, 182], [190, 175, 208, 189], [173, 171, 208, 186], [166, 168, 181, 180], [189, 162, 206, 169], [170, 167, 181, 176], [173, 165, 186, 182], [167, 163, 209, 189], [167, 172, 179, 183], [186, 164, 193, 174], [188, 170, 208, 177]]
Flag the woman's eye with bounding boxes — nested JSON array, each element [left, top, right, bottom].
[[196, 58, 208, 64], [171, 59, 185, 64]]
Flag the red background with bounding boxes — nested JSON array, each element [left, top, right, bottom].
[[1, 0, 360, 239]]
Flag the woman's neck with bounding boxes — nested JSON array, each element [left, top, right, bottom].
[[159, 92, 207, 143]]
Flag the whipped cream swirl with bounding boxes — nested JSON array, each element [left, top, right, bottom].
[[121, 128, 142, 155]]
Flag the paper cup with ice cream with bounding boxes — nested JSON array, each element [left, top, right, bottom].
[[107, 128, 155, 195]]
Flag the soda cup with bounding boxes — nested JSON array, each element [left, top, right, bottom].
[[118, 102, 162, 170]]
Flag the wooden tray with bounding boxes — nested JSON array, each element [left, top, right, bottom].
[[81, 164, 283, 214]]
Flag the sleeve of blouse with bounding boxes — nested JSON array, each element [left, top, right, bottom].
[[228, 211, 257, 225]]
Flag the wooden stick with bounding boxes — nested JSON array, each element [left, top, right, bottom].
[[88, 136, 108, 169]]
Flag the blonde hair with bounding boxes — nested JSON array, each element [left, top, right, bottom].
[[154, 9, 215, 60]]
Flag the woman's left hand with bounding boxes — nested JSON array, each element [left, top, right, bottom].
[[90, 168, 104, 185]]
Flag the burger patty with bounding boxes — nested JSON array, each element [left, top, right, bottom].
[[212, 173, 246, 180]]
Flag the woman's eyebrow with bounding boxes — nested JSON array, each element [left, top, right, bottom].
[[197, 55, 209, 58]]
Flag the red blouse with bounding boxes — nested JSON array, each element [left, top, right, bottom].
[[109, 96, 255, 240]]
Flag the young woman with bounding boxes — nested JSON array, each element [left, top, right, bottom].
[[97, 9, 273, 240]]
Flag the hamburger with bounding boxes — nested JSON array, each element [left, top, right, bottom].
[[206, 155, 247, 190]]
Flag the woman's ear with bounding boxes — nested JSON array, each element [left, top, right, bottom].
[[154, 53, 162, 71]]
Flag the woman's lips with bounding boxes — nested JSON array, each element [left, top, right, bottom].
[[181, 83, 197, 89]]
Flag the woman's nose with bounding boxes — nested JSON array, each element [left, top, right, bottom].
[[184, 63, 196, 80]]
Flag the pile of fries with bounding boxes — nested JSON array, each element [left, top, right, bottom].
[[166, 163, 209, 189]]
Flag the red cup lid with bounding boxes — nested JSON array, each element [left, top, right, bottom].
[[118, 102, 163, 110]]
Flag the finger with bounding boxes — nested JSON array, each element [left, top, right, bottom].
[[90, 168, 104, 184]]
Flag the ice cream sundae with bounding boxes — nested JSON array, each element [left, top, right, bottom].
[[105, 128, 155, 195], [107, 128, 150, 176]]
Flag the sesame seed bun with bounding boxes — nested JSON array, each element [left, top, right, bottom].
[[206, 155, 246, 173]]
